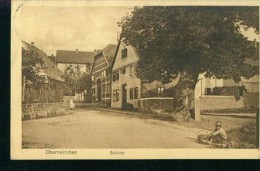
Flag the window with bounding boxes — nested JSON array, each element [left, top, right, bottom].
[[101, 70, 107, 77], [121, 48, 127, 58], [130, 88, 134, 100], [113, 89, 119, 102], [130, 66, 133, 76], [157, 87, 164, 97], [106, 82, 110, 92], [113, 71, 119, 81], [113, 72, 115, 81], [116, 71, 119, 80], [134, 87, 139, 99], [120, 68, 126, 74]]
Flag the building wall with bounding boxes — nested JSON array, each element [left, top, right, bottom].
[[200, 95, 244, 110], [111, 43, 141, 109], [196, 73, 243, 97], [91, 68, 111, 102], [111, 65, 141, 108], [57, 63, 67, 72], [113, 43, 139, 70], [137, 98, 174, 113]]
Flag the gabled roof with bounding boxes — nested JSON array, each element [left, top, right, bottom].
[[91, 44, 117, 74], [100, 44, 117, 66], [22, 41, 64, 82], [111, 40, 140, 71], [56, 50, 95, 64]]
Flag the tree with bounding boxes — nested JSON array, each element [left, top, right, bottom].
[[63, 65, 81, 95], [119, 7, 259, 119], [119, 7, 258, 85], [77, 72, 92, 102], [63, 65, 92, 99], [22, 47, 44, 88]]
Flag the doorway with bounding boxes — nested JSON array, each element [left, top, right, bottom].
[[122, 84, 127, 109]]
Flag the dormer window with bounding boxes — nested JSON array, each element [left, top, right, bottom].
[[121, 48, 127, 58]]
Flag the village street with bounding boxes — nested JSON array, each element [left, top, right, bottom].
[[22, 108, 207, 149]]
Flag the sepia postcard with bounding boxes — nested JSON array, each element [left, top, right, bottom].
[[11, 0, 260, 159]]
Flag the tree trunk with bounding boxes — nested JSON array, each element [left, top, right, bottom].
[[171, 72, 201, 121]]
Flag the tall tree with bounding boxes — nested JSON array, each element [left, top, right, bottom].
[[22, 47, 44, 87], [63, 65, 92, 97], [119, 7, 259, 87]]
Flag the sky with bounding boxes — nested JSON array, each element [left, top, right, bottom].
[[14, 4, 259, 56], [14, 5, 133, 56]]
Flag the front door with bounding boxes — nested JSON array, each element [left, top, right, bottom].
[[122, 84, 127, 109]]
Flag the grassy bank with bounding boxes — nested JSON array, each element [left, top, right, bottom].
[[179, 115, 257, 148]]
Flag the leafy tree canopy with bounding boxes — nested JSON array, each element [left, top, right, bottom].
[[22, 48, 44, 87], [63, 65, 92, 95], [119, 6, 259, 85]]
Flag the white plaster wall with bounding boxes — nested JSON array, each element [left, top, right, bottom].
[[111, 42, 141, 109], [57, 63, 66, 72], [111, 65, 141, 108], [113, 42, 139, 70]]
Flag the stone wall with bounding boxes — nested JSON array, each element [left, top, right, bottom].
[[22, 102, 69, 120], [200, 95, 244, 110], [137, 98, 174, 113]]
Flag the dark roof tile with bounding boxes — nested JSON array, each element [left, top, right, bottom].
[[56, 50, 95, 64]]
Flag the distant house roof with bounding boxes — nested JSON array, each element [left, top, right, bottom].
[[22, 41, 64, 82], [56, 50, 95, 64]]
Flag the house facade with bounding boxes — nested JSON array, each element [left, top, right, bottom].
[[111, 41, 180, 110], [91, 44, 117, 104], [111, 41, 142, 109]]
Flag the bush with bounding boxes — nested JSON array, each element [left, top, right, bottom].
[[142, 89, 158, 98], [212, 86, 244, 101]]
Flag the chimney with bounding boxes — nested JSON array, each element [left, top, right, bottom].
[[54, 54, 57, 65], [254, 39, 257, 48], [31, 42, 34, 45], [76, 49, 78, 53]]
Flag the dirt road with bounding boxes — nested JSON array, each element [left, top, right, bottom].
[[22, 109, 207, 148]]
